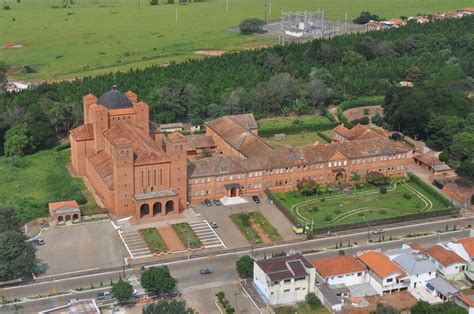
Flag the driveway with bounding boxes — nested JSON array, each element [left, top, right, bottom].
[[35, 220, 127, 276], [193, 195, 302, 249]]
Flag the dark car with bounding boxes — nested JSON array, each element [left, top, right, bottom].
[[252, 195, 261, 204], [432, 179, 444, 189], [213, 199, 222, 206], [203, 199, 212, 207], [157, 290, 179, 299], [200, 267, 214, 275], [33, 238, 45, 245]]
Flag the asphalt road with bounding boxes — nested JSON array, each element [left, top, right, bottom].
[[1, 216, 472, 313]]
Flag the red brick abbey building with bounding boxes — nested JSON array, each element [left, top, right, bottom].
[[70, 88, 413, 222]]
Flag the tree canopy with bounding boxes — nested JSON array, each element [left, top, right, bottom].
[[235, 255, 254, 278], [142, 299, 195, 314], [112, 280, 134, 303], [140, 266, 176, 294], [239, 18, 266, 34]]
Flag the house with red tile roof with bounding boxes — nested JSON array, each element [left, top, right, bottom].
[[48, 200, 81, 224], [311, 255, 367, 287], [426, 245, 467, 280], [357, 251, 409, 295], [253, 253, 315, 305], [446, 238, 474, 276], [455, 294, 474, 314]]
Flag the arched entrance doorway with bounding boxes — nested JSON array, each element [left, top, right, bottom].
[[65, 215, 71, 222], [230, 187, 238, 197], [57, 216, 64, 223], [165, 200, 174, 214], [140, 204, 150, 218], [153, 202, 162, 216], [72, 214, 79, 220], [335, 172, 344, 182]]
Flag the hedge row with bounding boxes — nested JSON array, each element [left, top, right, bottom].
[[408, 173, 454, 207], [312, 207, 458, 234], [324, 110, 337, 123], [258, 122, 339, 138], [317, 131, 332, 143], [336, 96, 385, 128], [264, 189, 299, 226]]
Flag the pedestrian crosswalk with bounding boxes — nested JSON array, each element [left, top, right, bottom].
[[188, 220, 226, 249], [178, 279, 237, 294]]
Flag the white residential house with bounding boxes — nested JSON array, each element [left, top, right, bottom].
[[392, 253, 437, 289], [357, 251, 409, 295], [446, 237, 474, 271], [253, 253, 316, 305], [311, 255, 368, 287], [426, 245, 467, 280]]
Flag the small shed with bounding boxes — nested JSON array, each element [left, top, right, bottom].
[[48, 200, 81, 224]]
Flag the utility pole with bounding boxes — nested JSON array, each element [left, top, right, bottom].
[[226, 0, 229, 11]]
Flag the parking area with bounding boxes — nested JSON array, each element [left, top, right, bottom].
[[193, 195, 302, 248], [35, 220, 127, 275]]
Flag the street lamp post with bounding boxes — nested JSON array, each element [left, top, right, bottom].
[[362, 215, 370, 243]]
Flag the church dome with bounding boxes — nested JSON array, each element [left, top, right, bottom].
[[97, 85, 133, 109]]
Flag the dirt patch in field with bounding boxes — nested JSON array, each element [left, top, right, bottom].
[[6, 66, 22, 74], [344, 105, 384, 122], [194, 50, 226, 56], [249, 219, 272, 244], [2, 42, 23, 49]]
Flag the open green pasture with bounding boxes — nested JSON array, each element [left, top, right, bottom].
[[275, 179, 449, 228], [262, 131, 330, 148], [2, 0, 471, 80], [0, 149, 89, 222]]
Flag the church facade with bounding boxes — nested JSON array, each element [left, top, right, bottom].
[[70, 88, 413, 222]]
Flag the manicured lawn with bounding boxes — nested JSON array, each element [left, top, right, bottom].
[[0, 149, 90, 222], [231, 213, 262, 245], [171, 222, 202, 249], [139, 228, 168, 253], [262, 131, 330, 148], [231, 211, 282, 244], [258, 114, 331, 132], [275, 178, 450, 228], [3, 0, 469, 80]]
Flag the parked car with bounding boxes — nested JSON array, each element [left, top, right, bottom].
[[210, 221, 218, 228], [200, 268, 214, 275], [97, 290, 113, 300], [33, 238, 45, 245], [252, 195, 261, 204], [372, 229, 384, 235], [432, 179, 444, 189], [203, 199, 212, 207], [213, 199, 222, 206], [157, 290, 179, 298]]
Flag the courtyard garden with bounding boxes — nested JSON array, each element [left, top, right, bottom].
[[139, 228, 168, 254], [271, 174, 455, 231], [171, 223, 202, 249], [231, 211, 282, 244]]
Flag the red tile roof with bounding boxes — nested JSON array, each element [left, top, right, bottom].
[[311, 256, 365, 277], [48, 200, 79, 214], [457, 238, 474, 258], [334, 124, 385, 141], [70, 123, 94, 141], [407, 243, 424, 253], [426, 245, 466, 266], [358, 251, 405, 278], [457, 295, 474, 307]]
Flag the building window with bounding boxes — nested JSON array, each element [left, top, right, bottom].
[[387, 278, 393, 283], [283, 289, 290, 293], [357, 272, 362, 277], [284, 279, 291, 284]]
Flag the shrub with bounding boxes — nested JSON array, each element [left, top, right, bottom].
[[379, 210, 387, 214], [239, 18, 266, 34], [149, 0, 159, 5], [390, 132, 402, 141], [306, 229, 314, 239], [335, 209, 342, 214], [364, 108, 370, 115], [306, 293, 322, 307], [380, 186, 387, 194], [3, 4, 11, 10], [324, 214, 333, 221], [372, 113, 385, 126], [403, 192, 412, 199], [366, 172, 390, 186], [351, 116, 370, 125]]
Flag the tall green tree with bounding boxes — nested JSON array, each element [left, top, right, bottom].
[[235, 255, 253, 278], [4, 123, 31, 157], [140, 266, 176, 294], [112, 280, 134, 303], [143, 299, 194, 314]]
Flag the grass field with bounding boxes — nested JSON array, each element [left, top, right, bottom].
[[171, 222, 202, 249], [2, 0, 470, 80], [0, 149, 91, 222], [275, 178, 450, 228], [262, 131, 330, 148], [139, 228, 168, 253]]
